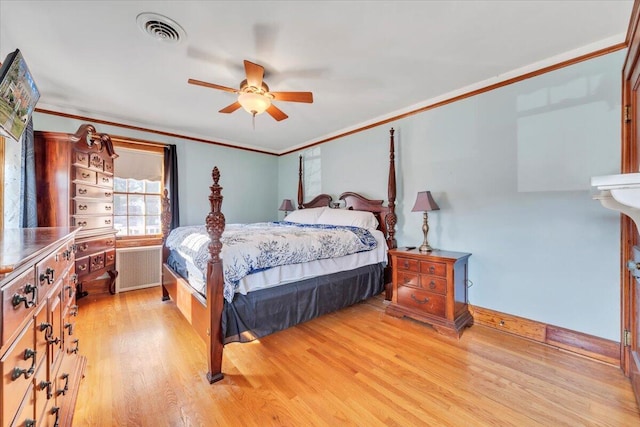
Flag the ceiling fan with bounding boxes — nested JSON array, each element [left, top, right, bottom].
[[188, 60, 313, 122]]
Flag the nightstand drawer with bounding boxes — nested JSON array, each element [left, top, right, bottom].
[[396, 257, 419, 272], [397, 285, 445, 317], [397, 271, 419, 288], [420, 276, 447, 294], [420, 261, 446, 277]]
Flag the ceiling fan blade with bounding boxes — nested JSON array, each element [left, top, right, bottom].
[[266, 104, 288, 121], [188, 79, 237, 93], [244, 60, 264, 88], [219, 102, 242, 113], [270, 92, 314, 103]]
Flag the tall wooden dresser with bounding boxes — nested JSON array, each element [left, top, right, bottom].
[[0, 227, 85, 426], [34, 124, 119, 297]]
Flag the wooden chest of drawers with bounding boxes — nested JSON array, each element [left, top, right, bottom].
[[385, 248, 472, 338], [35, 124, 119, 296], [0, 227, 86, 426]]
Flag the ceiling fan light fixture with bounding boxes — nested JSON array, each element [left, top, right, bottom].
[[238, 92, 271, 115]]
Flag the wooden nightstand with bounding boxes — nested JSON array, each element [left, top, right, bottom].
[[385, 248, 472, 338]]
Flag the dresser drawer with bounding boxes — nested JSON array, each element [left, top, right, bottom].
[[90, 253, 106, 273], [396, 256, 419, 273], [75, 257, 89, 277], [104, 159, 113, 174], [36, 243, 73, 290], [397, 285, 445, 317], [74, 184, 113, 200], [9, 382, 35, 427], [72, 167, 96, 185], [1, 268, 36, 347], [72, 151, 90, 168], [76, 236, 115, 257], [105, 249, 116, 268], [1, 320, 37, 425], [97, 172, 113, 187], [420, 261, 446, 277], [419, 276, 447, 295], [72, 253, 107, 277], [89, 153, 104, 171], [74, 200, 113, 215], [73, 215, 113, 229]]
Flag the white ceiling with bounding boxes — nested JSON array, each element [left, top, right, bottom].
[[0, 1, 633, 154]]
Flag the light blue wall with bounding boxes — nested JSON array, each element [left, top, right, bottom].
[[279, 50, 624, 341], [33, 113, 279, 225]]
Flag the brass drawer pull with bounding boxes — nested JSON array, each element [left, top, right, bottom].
[[410, 294, 430, 304], [81, 172, 90, 179], [429, 281, 436, 290], [40, 322, 53, 336], [78, 204, 88, 210], [40, 267, 55, 285], [403, 260, 410, 269], [11, 348, 36, 380], [38, 379, 52, 399], [50, 407, 60, 425], [65, 322, 74, 336], [102, 177, 110, 183], [68, 339, 80, 354], [78, 264, 87, 271], [77, 221, 87, 227], [57, 373, 70, 396], [79, 243, 89, 252], [428, 266, 435, 274], [105, 205, 112, 211], [105, 219, 112, 225], [78, 188, 87, 195], [12, 283, 37, 309]]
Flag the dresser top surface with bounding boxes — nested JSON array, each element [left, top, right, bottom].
[[0, 227, 78, 276], [390, 248, 471, 261]]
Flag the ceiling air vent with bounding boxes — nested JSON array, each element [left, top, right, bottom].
[[136, 12, 186, 44]]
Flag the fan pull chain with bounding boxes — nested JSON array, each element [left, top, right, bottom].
[[252, 112, 256, 130]]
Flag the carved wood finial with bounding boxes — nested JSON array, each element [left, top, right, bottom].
[[206, 166, 225, 261]]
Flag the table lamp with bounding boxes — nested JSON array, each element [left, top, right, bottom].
[[279, 199, 294, 216], [411, 191, 440, 252]]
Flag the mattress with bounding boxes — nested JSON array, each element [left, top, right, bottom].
[[166, 227, 387, 298]]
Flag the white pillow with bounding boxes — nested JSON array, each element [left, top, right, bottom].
[[317, 208, 379, 230], [284, 207, 327, 224]]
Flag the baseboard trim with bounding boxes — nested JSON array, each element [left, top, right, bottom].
[[470, 305, 620, 366]]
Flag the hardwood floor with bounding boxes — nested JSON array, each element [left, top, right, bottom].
[[73, 287, 639, 426]]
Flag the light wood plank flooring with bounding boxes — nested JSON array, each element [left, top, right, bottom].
[[73, 287, 639, 426]]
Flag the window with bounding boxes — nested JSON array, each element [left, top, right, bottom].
[[113, 144, 164, 237]]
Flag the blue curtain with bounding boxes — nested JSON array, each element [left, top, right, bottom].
[[164, 144, 180, 229], [20, 118, 37, 227]]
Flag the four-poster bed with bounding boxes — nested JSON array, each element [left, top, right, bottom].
[[160, 128, 397, 383]]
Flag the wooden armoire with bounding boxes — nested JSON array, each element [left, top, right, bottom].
[[34, 124, 118, 297]]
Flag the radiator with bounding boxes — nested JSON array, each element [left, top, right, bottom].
[[115, 246, 163, 292]]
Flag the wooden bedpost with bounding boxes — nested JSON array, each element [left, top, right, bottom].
[[386, 128, 398, 250], [205, 167, 225, 383], [161, 189, 171, 301], [297, 155, 304, 209], [385, 128, 398, 300]]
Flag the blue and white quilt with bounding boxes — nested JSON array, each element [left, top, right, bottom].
[[165, 221, 378, 302]]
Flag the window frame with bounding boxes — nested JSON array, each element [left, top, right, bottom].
[[112, 137, 165, 247]]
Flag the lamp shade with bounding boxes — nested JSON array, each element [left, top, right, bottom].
[[279, 199, 295, 212], [238, 92, 271, 115], [411, 191, 440, 212]]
